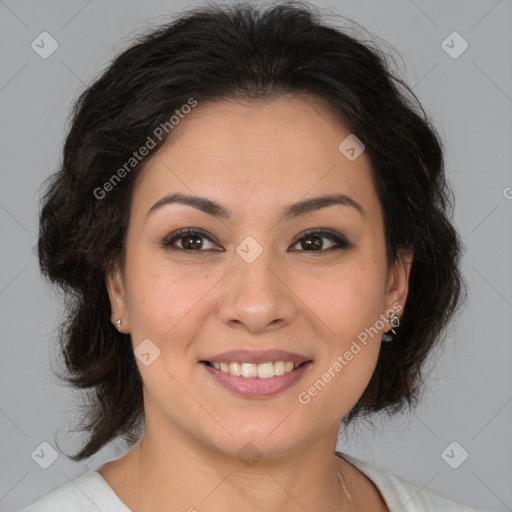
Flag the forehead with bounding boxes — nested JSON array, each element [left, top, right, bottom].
[[131, 94, 379, 223]]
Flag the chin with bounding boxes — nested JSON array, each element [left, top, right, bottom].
[[205, 420, 308, 459]]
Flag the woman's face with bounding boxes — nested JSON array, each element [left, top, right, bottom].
[[107, 95, 411, 459]]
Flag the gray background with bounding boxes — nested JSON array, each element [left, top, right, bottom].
[[1, 0, 511, 510]]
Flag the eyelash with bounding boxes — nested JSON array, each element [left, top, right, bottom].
[[161, 227, 351, 255]]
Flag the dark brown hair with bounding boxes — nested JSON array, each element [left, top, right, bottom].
[[37, 1, 465, 461]]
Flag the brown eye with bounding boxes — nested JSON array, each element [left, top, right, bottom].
[[161, 228, 351, 254], [162, 228, 220, 252], [291, 230, 351, 252]]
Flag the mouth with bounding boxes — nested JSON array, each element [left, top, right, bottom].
[[199, 359, 314, 398], [200, 360, 311, 378]]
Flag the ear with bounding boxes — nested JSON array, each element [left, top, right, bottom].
[[384, 249, 413, 325], [105, 263, 130, 333]]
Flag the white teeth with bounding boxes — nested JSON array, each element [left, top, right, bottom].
[[208, 360, 304, 378], [241, 363, 258, 378], [229, 362, 242, 376], [257, 362, 274, 379], [274, 361, 285, 376]]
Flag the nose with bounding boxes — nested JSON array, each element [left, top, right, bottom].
[[217, 245, 297, 334]]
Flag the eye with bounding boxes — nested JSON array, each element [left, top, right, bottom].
[[161, 228, 220, 252], [161, 227, 351, 254], [290, 229, 351, 253]]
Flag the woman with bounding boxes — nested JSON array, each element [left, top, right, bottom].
[[25, 2, 480, 510]]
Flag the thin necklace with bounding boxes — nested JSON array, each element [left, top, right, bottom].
[[336, 468, 354, 506]]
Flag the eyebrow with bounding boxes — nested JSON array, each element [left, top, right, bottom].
[[146, 192, 364, 221]]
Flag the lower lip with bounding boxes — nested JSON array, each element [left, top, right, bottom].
[[200, 362, 313, 398]]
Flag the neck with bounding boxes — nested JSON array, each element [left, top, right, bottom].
[[101, 424, 358, 511]]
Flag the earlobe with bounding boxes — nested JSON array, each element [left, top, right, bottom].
[[105, 265, 130, 333], [385, 249, 413, 314]]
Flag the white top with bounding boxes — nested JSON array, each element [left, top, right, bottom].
[[23, 451, 481, 511]]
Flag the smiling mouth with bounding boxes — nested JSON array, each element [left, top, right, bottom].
[[201, 360, 312, 379]]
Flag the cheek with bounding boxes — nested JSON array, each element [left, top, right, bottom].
[[293, 261, 385, 408], [294, 259, 386, 339], [124, 263, 209, 405], [125, 259, 208, 353]]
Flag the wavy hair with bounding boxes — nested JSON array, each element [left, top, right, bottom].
[[37, 1, 465, 461]]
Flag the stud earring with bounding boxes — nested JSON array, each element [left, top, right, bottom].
[[115, 319, 122, 328]]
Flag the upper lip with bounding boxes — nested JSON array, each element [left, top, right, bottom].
[[201, 349, 312, 365]]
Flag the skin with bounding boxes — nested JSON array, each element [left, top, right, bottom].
[[101, 94, 412, 511]]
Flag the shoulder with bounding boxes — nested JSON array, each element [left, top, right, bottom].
[[336, 451, 482, 512], [22, 471, 131, 512]]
